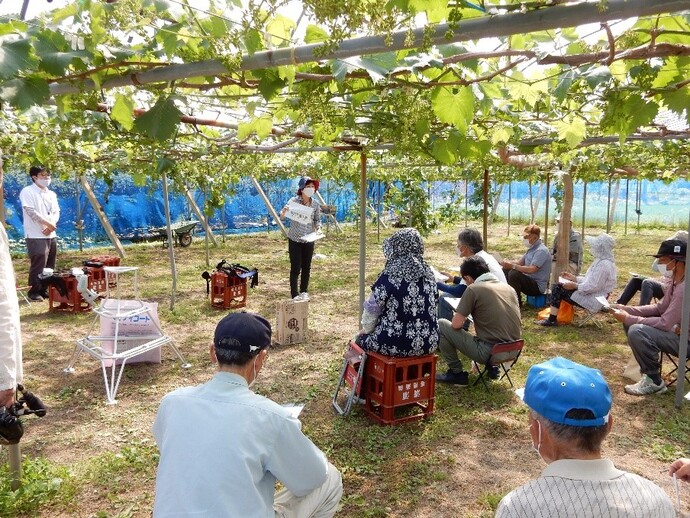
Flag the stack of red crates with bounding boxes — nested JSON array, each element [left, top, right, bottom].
[[363, 352, 437, 425], [210, 271, 247, 309], [48, 273, 92, 313], [85, 255, 121, 292]]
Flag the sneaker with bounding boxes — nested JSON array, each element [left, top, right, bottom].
[[299, 292, 310, 301], [435, 370, 469, 386], [28, 293, 44, 302], [536, 319, 557, 327], [624, 375, 667, 396], [292, 295, 301, 301]]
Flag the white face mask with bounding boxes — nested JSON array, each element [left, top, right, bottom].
[[531, 419, 545, 463], [523, 238, 531, 248], [658, 260, 675, 278], [302, 187, 315, 198], [248, 356, 260, 388], [35, 177, 51, 188]]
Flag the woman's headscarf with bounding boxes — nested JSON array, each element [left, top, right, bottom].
[[381, 228, 434, 285], [586, 233, 615, 261]]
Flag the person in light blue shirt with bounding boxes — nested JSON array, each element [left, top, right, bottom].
[[152, 312, 342, 518], [501, 224, 552, 307]]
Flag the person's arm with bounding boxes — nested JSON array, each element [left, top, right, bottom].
[[669, 458, 690, 483], [23, 206, 55, 231], [312, 201, 321, 232], [452, 289, 475, 329], [361, 293, 383, 333], [574, 261, 610, 295], [437, 281, 467, 296], [523, 247, 550, 274], [619, 283, 682, 331], [266, 416, 329, 496], [0, 228, 22, 407]]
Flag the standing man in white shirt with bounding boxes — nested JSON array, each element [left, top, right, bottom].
[[19, 166, 59, 301], [152, 312, 342, 518]]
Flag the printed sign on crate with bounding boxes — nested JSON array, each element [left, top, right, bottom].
[[276, 299, 309, 345], [100, 299, 163, 366]]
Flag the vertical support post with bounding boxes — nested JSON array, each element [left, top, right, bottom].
[[79, 176, 126, 258], [507, 182, 512, 237], [204, 186, 210, 268], [606, 176, 612, 233], [581, 181, 587, 239], [161, 171, 177, 311], [251, 176, 287, 237], [464, 180, 468, 228], [482, 169, 489, 251], [8, 443, 22, 490], [544, 173, 551, 246], [75, 176, 83, 252], [624, 178, 629, 236], [359, 153, 367, 320], [674, 209, 690, 408], [377, 180, 381, 242]]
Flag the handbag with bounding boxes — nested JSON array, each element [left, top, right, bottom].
[[537, 301, 574, 325]]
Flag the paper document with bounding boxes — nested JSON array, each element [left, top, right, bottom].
[[558, 276, 570, 285], [301, 231, 325, 243], [281, 403, 304, 418], [446, 297, 461, 310], [595, 295, 610, 310], [285, 201, 314, 225], [431, 266, 449, 282], [490, 251, 503, 263]]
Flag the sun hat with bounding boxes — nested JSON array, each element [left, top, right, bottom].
[[517, 357, 611, 427], [214, 312, 271, 354], [298, 176, 320, 193], [651, 239, 686, 261]]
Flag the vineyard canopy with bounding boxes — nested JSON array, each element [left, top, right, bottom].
[[0, 0, 689, 196]]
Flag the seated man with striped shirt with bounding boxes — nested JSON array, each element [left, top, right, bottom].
[[496, 357, 674, 518]]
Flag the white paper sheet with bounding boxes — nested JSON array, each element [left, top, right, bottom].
[[431, 266, 449, 282], [285, 201, 314, 225], [281, 403, 304, 418], [301, 231, 325, 242]]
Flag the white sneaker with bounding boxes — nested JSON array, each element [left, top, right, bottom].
[[293, 295, 302, 301], [299, 292, 310, 301], [624, 375, 667, 396]]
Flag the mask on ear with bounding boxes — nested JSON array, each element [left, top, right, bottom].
[[523, 238, 531, 248], [35, 178, 51, 188], [302, 187, 315, 198], [661, 261, 675, 278], [531, 419, 545, 463], [248, 356, 259, 389]]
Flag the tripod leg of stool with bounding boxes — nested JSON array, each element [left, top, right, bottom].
[[8, 443, 21, 490]]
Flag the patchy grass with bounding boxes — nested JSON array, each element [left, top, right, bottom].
[[1, 222, 689, 516]]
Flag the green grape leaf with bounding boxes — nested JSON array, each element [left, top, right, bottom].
[[133, 96, 181, 141], [431, 86, 474, 134], [430, 138, 457, 164], [553, 116, 586, 149], [34, 30, 89, 76], [0, 38, 37, 79], [111, 93, 135, 131], [266, 15, 295, 48], [491, 126, 514, 146], [244, 29, 263, 55], [305, 25, 329, 44], [0, 77, 50, 110]]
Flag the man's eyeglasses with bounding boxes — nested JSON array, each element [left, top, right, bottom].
[[37, 172, 51, 178]]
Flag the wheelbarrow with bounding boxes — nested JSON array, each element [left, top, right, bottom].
[[153, 221, 199, 247], [123, 221, 199, 247]]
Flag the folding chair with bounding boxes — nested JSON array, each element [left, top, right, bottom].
[[660, 351, 690, 387], [474, 339, 525, 390], [332, 340, 367, 416], [577, 308, 604, 328], [15, 284, 32, 305]]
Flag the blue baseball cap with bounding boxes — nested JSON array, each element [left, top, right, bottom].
[[517, 357, 611, 427]]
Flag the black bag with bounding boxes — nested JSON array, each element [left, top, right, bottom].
[[201, 260, 259, 294]]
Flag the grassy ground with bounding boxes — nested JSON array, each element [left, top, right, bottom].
[[1, 221, 689, 517]]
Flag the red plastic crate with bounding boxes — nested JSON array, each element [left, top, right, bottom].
[[364, 352, 437, 425], [48, 274, 91, 313], [88, 255, 120, 268], [210, 271, 247, 309], [85, 266, 107, 293]]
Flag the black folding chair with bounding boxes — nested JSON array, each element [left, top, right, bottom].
[[474, 339, 525, 390]]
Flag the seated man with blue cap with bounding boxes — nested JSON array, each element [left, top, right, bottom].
[[152, 312, 342, 517], [496, 357, 674, 517]]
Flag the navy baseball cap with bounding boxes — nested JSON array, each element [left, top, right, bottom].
[[214, 312, 271, 355], [517, 357, 611, 427]]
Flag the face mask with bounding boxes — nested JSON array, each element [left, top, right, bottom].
[[523, 238, 531, 248], [302, 187, 315, 198], [248, 356, 259, 388], [35, 178, 51, 188], [531, 419, 545, 463], [659, 261, 675, 278], [651, 259, 658, 272], [456, 245, 465, 257]]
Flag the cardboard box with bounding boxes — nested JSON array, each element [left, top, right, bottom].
[[276, 299, 308, 345]]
